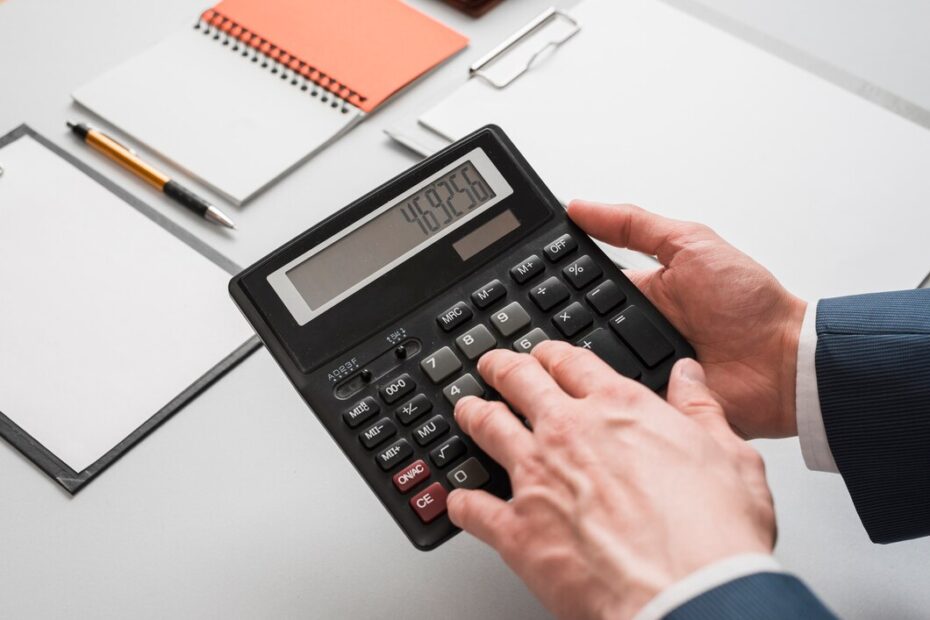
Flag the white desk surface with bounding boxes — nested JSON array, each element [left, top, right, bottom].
[[1, 1, 928, 618]]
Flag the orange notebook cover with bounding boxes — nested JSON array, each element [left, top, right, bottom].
[[202, 0, 468, 113]]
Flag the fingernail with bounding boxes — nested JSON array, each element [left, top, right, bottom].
[[675, 358, 704, 383], [454, 396, 475, 418]]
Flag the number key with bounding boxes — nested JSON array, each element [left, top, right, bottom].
[[379, 373, 416, 404], [420, 346, 462, 384], [455, 324, 496, 360], [489, 301, 531, 337], [443, 373, 484, 405], [513, 328, 549, 352]]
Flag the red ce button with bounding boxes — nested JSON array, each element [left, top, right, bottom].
[[410, 482, 449, 523]]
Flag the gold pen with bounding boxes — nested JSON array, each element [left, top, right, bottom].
[[66, 121, 236, 229]]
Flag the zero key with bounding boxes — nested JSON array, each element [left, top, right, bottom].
[[609, 305, 674, 368]]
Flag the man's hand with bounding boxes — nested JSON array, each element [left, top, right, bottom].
[[568, 200, 806, 438], [448, 345, 775, 620]]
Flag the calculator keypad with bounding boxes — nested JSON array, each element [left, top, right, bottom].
[[342, 231, 682, 543], [395, 394, 432, 425], [543, 233, 578, 262], [430, 436, 466, 468], [577, 328, 641, 379], [513, 327, 550, 353], [420, 346, 462, 384], [360, 417, 397, 449], [609, 305, 674, 368], [552, 301, 594, 338], [436, 301, 472, 332], [443, 373, 484, 405], [471, 279, 507, 309], [455, 324, 497, 360], [509, 254, 545, 283], [379, 373, 416, 404], [376, 438, 413, 471], [529, 276, 570, 311], [563, 255, 603, 289], [343, 396, 379, 428], [489, 301, 532, 337], [393, 459, 430, 492], [447, 457, 490, 489], [410, 482, 449, 523], [586, 280, 625, 315], [413, 415, 451, 446]]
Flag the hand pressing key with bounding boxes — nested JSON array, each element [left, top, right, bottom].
[[448, 342, 775, 620]]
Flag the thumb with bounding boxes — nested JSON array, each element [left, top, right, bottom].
[[666, 358, 738, 446], [567, 200, 688, 265]]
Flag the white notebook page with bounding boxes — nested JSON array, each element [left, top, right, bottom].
[[0, 135, 253, 472], [73, 28, 362, 205], [420, 0, 930, 300]]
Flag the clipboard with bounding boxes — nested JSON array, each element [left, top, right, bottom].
[[0, 125, 261, 494], [387, 0, 930, 300]]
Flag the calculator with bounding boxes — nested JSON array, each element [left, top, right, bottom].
[[229, 126, 694, 550]]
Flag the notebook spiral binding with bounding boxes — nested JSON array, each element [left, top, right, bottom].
[[195, 9, 366, 114]]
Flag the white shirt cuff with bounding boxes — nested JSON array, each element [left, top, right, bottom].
[[796, 303, 839, 473], [632, 553, 783, 620]]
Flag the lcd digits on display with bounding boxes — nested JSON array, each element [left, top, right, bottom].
[[397, 162, 495, 237]]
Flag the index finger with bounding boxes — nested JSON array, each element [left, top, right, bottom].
[[476, 349, 569, 423]]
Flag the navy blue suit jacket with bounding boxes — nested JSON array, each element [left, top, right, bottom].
[[665, 289, 929, 619], [817, 289, 930, 543]]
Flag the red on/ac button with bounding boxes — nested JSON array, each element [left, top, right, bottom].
[[410, 482, 448, 523], [393, 459, 430, 493]]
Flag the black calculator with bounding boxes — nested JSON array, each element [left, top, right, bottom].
[[229, 126, 694, 550]]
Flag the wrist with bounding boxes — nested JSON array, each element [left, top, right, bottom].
[[777, 295, 807, 436], [629, 553, 782, 620]]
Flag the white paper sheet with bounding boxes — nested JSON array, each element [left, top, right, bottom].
[[418, 0, 930, 300], [0, 135, 252, 472]]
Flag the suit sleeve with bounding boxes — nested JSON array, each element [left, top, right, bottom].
[[816, 289, 930, 543], [661, 573, 836, 620]]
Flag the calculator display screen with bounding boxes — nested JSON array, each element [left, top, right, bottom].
[[276, 150, 515, 323]]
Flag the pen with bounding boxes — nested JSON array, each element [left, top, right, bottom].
[[66, 121, 236, 229]]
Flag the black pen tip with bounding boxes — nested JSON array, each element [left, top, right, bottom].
[[66, 121, 90, 139]]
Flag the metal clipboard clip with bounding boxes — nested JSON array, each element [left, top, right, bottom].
[[469, 8, 581, 89]]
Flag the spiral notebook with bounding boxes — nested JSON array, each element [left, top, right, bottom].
[[72, 0, 467, 206]]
